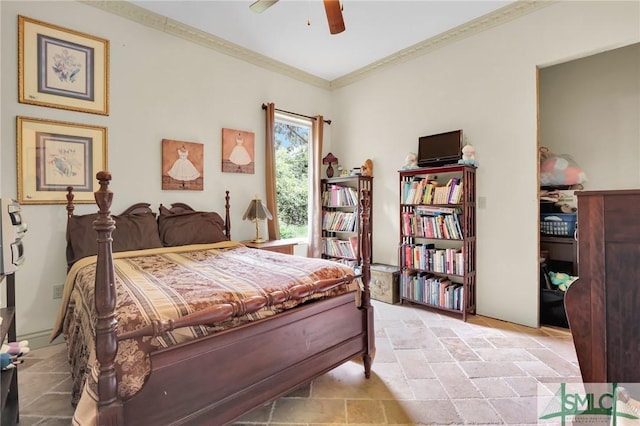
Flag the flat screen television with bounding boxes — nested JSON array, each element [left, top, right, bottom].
[[417, 129, 463, 167]]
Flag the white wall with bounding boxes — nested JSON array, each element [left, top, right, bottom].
[[0, 1, 333, 338], [330, 1, 640, 327], [540, 43, 640, 189]]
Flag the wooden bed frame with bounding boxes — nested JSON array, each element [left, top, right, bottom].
[[65, 171, 375, 425]]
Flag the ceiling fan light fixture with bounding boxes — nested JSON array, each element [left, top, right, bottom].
[[249, 0, 346, 35], [323, 0, 345, 35], [249, 0, 279, 14]]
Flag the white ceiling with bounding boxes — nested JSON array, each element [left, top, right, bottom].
[[130, 0, 517, 82]]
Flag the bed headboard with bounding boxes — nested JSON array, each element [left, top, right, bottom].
[[64, 187, 231, 267]]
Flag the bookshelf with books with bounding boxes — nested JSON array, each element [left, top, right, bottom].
[[321, 175, 373, 267], [1, 273, 19, 426], [398, 164, 476, 321]]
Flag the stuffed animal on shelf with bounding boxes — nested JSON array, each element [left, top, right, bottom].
[[361, 159, 373, 177], [1, 353, 23, 371], [458, 144, 478, 167], [548, 271, 578, 292], [1, 340, 30, 356], [1, 341, 30, 371], [402, 152, 418, 170]]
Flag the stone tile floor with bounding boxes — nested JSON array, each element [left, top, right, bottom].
[[14, 301, 581, 425]]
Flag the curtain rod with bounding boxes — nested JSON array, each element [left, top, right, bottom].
[[261, 103, 332, 125]]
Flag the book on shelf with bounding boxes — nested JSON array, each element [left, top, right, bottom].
[[455, 251, 464, 275], [452, 214, 463, 239], [444, 177, 458, 204], [322, 236, 357, 260], [402, 176, 463, 206], [431, 186, 447, 204], [402, 244, 464, 274], [401, 212, 412, 235], [414, 205, 460, 215], [403, 177, 422, 204], [411, 179, 424, 205], [324, 257, 358, 268], [403, 177, 448, 205], [403, 212, 462, 240], [407, 207, 462, 240], [400, 272, 463, 311], [403, 244, 413, 267], [323, 185, 358, 207], [449, 180, 463, 204], [422, 181, 436, 204], [442, 215, 460, 240], [322, 211, 357, 232]]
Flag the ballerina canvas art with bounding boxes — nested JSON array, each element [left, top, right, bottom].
[[222, 128, 255, 174], [162, 139, 204, 190]]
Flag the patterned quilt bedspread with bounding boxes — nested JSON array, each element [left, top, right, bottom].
[[50, 241, 357, 404]]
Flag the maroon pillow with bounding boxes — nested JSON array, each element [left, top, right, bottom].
[[158, 206, 228, 247], [67, 212, 162, 266]]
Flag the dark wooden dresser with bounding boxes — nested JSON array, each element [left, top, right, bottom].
[[564, 189, 640, 383]]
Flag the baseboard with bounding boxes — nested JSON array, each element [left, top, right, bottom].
[[15, 329, 64, 350]]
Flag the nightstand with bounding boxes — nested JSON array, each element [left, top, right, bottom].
[[242, 239, 298, 255]]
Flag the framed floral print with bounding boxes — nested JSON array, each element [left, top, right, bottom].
[[17, 117, 108, 204], [18, 15, 109, 115]]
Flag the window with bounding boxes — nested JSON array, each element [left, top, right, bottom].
[[274, 112, 312, 239]]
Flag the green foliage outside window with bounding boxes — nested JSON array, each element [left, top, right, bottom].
[[275, 121, 309, 238]]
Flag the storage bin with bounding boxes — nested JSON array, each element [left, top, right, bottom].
[[370, 263, 400, 304], [540, 213, 577, 237]]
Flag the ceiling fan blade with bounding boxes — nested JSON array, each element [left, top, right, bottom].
[[249, 0, 279, 14], [323, 0, 345, 35]]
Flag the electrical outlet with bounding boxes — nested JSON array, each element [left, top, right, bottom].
[[53, 285, 64, 299]]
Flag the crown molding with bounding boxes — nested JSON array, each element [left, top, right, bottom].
[[330, 0, 555, 89], [80, 0, 553, 91]]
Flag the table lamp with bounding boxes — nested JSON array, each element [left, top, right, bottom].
[[242, 196, 272, 243]]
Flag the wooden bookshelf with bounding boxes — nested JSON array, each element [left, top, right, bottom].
[[398, 164, 476, 321], [321, 175, 372, 267], [1, 273, 19, 426]]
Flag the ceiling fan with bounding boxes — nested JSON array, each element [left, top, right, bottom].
[[249, 0, 345, 35]]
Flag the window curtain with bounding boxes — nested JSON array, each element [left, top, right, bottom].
[[264, 103, 280, 240], [308, 115, 324, 258]]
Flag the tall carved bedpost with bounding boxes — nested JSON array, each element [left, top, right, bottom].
[[93, 171, 123, 424], [66, 186, 75, 218], [360, 189, 375, 378], [225, 190, 231, 240], [66, 187, 76, 263]]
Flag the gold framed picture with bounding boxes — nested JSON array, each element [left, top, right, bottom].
[[18, 15, 109, 115], [17, 117, 108, 204]]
